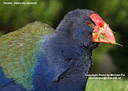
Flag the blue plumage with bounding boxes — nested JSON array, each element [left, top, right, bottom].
[[0, 9, 99, 91], [0, 67, 26, 91]]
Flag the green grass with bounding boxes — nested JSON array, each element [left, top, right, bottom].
[[86, 79, 128, 91]]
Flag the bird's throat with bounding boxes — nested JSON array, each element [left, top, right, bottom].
[[42, 34, 93, 91]]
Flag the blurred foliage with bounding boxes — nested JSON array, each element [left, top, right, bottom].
[[0, 0, 62, 33], [0, 0, 128, 74], [0, 31, 3, 37], [95, 0, 128, 74], [92, 44, 114, 66]]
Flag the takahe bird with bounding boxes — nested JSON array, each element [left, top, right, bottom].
[[0, 9, 116, 91]]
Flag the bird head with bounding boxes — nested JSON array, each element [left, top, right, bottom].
[[56, 9, 117, 50]]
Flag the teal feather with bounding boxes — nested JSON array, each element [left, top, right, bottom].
[[0, 21, 54, 90]]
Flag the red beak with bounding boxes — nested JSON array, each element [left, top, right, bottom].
[[90, 14, 116, 44]]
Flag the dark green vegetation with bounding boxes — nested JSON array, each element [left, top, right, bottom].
[[0, 0, 128, 74]]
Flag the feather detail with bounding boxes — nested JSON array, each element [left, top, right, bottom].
[[0, 21, 54, 90]]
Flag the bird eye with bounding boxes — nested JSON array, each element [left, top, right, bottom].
[[85, 20, 95, 28]]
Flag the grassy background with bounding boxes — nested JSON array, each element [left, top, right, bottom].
[[86, 79, 128, 91]]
